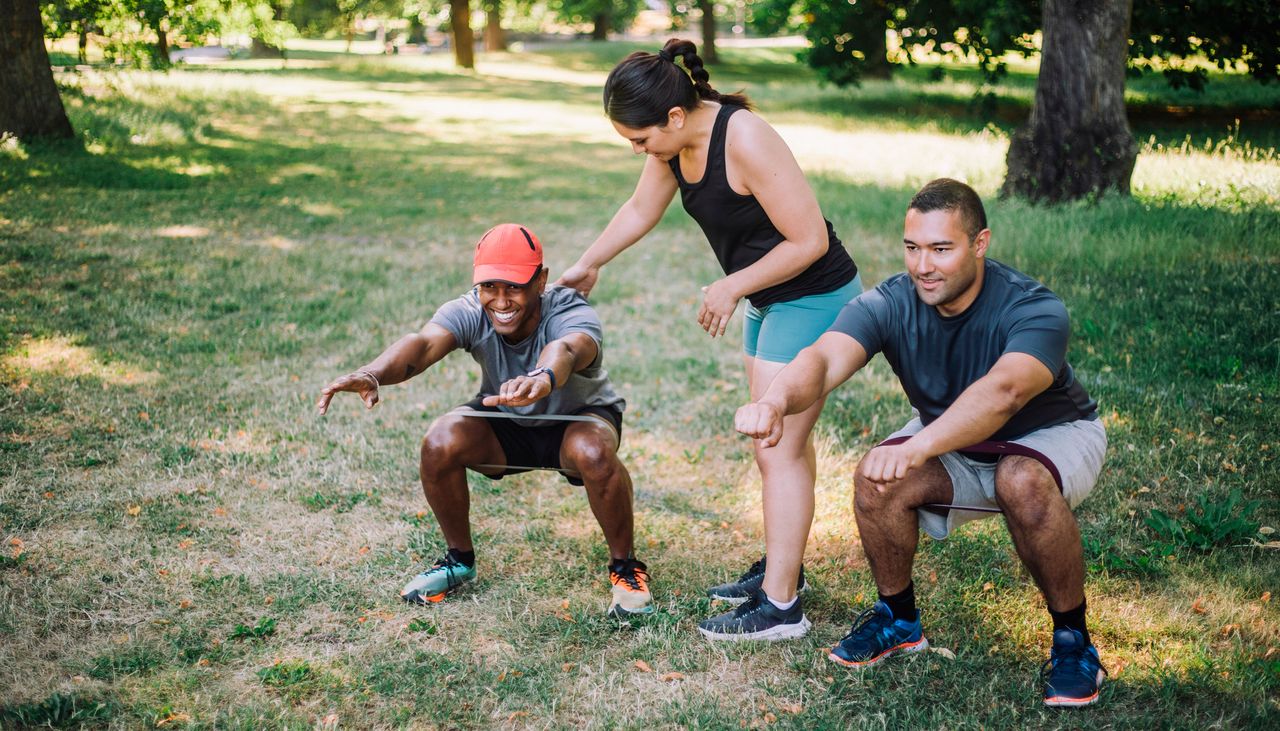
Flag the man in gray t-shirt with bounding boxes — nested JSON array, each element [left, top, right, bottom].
[[317, 224, 652, 619], [735, 180, 1108, 708]]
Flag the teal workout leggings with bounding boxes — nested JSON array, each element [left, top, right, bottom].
[[743, 275, 863, 364]]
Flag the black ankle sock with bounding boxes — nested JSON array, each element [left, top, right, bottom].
[[1049, 599, 1090, 647], [879, 582, 916, 621], [447, 548, 475, 568]]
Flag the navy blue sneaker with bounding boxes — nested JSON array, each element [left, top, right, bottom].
[[1042, 628, 1107, 707], [829, 600, 928, 668], [707, 555, 807, 606], [697, 588, 811, 641]]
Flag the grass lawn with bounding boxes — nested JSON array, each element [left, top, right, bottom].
[[2, 39, 1278, 729]]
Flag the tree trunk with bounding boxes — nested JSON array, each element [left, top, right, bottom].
[[1001, 0, 1137, 203], [591, 12, 608, 41], [450, 0, 475, 68], [154, 25, 170, 65], [77, 29, 88, 64], [0, 0, 74, 139], [698, 0, 717, 64], [484, 5, 505, 52], [863, 1, 892, 79]]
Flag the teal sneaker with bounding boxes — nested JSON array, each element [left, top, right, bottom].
[[829, 600, 928, 668], [400, 551, 476, 604]]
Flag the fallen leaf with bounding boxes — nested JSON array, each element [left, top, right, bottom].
[[1264, 647, 1277, 659], [781, 703, 802, 714], [562, 662, 575, 672], [358, 545, 370, 555], [139, 412, 150, 421], [1220, 624, 1240, 637], [982, 581, 994, 592], [157, 569, 169, 576], [264, 596, 274, 605], [177, 540, 193, 550], [155, 712, 189, 726], [127, 505, 141, 516], [508, 712, 528, 721], [178, 599, 193, 610], [928, 570, 938, 584], [930, 647, 957, 660], [659, 672, 684, 682], [634, 660, 652, 673], [1222, 461, 1238, 473], [357, 616, 367, 623], [1262, 592, 1271, 604], [197, 658, 210, 667], [1191, 597, 1207, 614], [1260, 526, 1276, 536], [561, 599, 570, 610], [764, 712, 777, 723], [42, 491, 53, 499], [212, 507, 227, 517], [320, 713, 339, 728]]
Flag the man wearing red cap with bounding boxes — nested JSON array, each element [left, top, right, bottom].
[[318, 224, 653, 618]]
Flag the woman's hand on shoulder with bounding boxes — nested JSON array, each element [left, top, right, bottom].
[[556, 264, 599, 297]]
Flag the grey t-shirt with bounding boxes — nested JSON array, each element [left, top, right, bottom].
[[429, 285, 625, 426], [829, 258, 1097, 441]]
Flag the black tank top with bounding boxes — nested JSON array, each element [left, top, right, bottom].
[[668, 104, 858, 308]]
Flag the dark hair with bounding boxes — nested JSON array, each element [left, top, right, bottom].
[[908, 178, 988, 242], [603, 38, 752, 128]]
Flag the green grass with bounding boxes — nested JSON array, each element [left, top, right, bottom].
[[2, 38, 1278, 728]]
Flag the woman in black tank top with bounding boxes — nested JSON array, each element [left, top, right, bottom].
[[556, 39, 862, 642]]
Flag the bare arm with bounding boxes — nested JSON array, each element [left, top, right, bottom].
[[557, 157, 678, 296], [482, 332, 600, 407], [316, 323, 458, 414], [860, 352, 1055, 485], [736, 332, 870, 447], [699, 114, 833, 338]]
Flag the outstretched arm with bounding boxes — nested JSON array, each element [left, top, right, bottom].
[[736, 332, 870, 447], [316, 323, 458, 415], [859, 352, 1054, 486], [557, 157, 678, 297], [482, 332, 600, 407]]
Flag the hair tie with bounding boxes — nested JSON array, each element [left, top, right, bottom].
[[657, 49, 674, 63]]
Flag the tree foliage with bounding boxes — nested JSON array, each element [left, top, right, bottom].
[[553, 0, 643, 40]]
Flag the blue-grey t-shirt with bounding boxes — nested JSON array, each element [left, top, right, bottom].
[[829, 259, 1097, 441], [430, 285, 625, 426]]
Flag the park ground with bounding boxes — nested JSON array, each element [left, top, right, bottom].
[[1, 39, 1278, 729]]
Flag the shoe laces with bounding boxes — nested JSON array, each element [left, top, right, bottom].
[[737, 557, 766, 583], [428, 553, 464, 575], [840, 605, 890, 644], [611, 560, 648, 592], [1039, 644, 1107, 686]]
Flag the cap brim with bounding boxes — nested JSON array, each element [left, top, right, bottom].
[[473, 264, 540, 286]]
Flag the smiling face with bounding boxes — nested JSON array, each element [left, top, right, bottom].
[[611, 107, 688, 161], [902, 208, 990, 316], [476, 268, 548, 342]]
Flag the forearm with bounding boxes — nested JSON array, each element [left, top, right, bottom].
[[758, 348, 835, 416], [358, 334, 436, 386], [722, 237, 827, 298], [576, 199, 662, 269], [908, 379, 1023, 457]]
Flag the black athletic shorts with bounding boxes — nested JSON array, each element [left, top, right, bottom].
[[458, 398, 624, 486]]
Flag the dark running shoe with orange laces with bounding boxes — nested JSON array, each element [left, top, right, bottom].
[[608, 557, 654, 618]]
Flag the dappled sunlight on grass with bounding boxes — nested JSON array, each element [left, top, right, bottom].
[[1, 335, 159, 386]]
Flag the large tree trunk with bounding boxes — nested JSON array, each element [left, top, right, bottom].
[[0, 0, 74, 139], [590, 12, 608, 41], [78, 29, 88, 64], [153, 24, 170, 65], [863, 0, 892, 79], [484, 4, 505, 51], [450, 0, 475, 68], [1002, 0, 1137, 203], [697, 0, 717, 64]]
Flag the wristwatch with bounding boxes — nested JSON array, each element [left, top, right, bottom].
[[526, 366, 557, 391]]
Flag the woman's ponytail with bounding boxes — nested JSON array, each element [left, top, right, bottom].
[[603, 38, 752, 129]]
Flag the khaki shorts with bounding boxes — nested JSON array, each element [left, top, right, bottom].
[[882, 415, 1108, 540]]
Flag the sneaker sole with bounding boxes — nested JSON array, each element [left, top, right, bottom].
[[1044, 672, 1104, 707], [697, 616, 812, 642], [401, 582, 472, 605], [608, 604, 656, 619], [828, 637, 929, 668], [710, 581, 809, 606]]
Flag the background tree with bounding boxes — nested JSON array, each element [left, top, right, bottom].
[[1129, 0, 1280, 90], [554, 0, 642, 41], [2, 0, 74, 139], [481, 0, 503, 51], [1001, 0, 1135, 202], [448, 0, 474, 67], [42, 0, 112, 63]]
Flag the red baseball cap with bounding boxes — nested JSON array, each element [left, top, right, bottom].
[[472, 223, 544, 285]]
